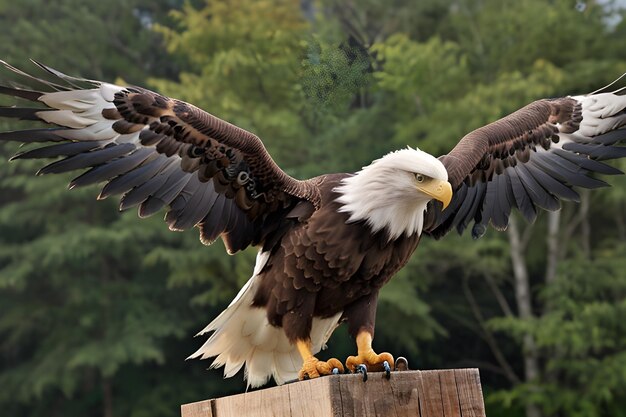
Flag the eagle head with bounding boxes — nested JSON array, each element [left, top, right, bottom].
[[334, 147, 452, 240]]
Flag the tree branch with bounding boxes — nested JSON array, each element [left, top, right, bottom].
[[562, 189, 590, 256], [462, 277, 521, 385], [484, 273, 514, 317]]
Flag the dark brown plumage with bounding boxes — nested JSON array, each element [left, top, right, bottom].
[[424, 97, 623, 239], [253, 173, 421, 342], [0, 61, 624, 387]]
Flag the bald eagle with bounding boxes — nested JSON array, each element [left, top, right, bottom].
[[1, 61, 625, 388]]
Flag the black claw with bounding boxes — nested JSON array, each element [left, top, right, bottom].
[[395, 356, 409, 371], [356, 364, 368, 382], [383, 360, 391, 379], [303, 373, 310, 380]]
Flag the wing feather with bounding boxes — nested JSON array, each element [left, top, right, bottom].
[[11, 141, 106, 160], [0, 106, 45, 120], [525, 160, 580, 201], [551, 148, 623, 177], [166, 176, 216, 231], [0, 62, 320, 253], [98, 154, 170, 199], [426, 87, 626, 238], [491, 173, 513, 231], [474, 180, 497, 238], [450, 184, 478, 232], [0, 128, 66, 143], [138, 172, 192, 218], [508, 166, 537, 224], [119, 161, 180, 211], [37, 143, 136, 175], [68, 148, 154, 189], [200, 194, 228, 245]]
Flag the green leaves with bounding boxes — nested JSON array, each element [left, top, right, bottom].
[[302, 36, 371, 116], [374, 35, 469, 108], [152, 2, 317, 182], [487, 244, 626, 416], [1, 1, 626, 416]]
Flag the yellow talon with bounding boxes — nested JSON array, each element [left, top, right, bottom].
[[296, 339, 344, 380], [345, 331, 395, 373]]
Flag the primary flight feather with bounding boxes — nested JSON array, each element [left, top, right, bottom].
[[1, 61, 624, 387]]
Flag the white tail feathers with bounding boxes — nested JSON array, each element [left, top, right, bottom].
[[188, 251, 343, 388]]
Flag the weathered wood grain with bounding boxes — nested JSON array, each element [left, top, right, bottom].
[[287, 376, 334, 417], [440, 370, 462, 417], [181, 369, 486, 417], [418, 370, 444, 417], [454, 369, 486, 417], [180, 399, 214, 417]]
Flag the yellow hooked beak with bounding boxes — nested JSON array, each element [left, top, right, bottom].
[[417, 179, 453, 209]]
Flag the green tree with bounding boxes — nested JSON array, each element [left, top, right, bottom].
[[1, 1, 626, 416], [0, 2, 226, 417], [370, 2, 626, 416]]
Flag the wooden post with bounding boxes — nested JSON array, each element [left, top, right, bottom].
[[181, 368, 486, 417]]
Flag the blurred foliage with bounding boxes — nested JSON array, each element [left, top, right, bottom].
[[0, 0, 625, 416], [488, 245, 626, 417]]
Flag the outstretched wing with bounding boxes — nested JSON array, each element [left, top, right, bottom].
[[425, 86, 626, 239], [0, 61, 320, 253]]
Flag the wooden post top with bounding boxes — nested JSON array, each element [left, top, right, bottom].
[[181, 368, 486, 417]]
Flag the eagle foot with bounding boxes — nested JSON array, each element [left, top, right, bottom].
[[353, 360, 390, 381], [346, 350, 395, 375], [356, 364, 368, 381], [383, 360, 391, 379], [298, 357, 344, 381]]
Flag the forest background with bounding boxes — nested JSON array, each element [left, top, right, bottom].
[[0, 1, 625, 417]]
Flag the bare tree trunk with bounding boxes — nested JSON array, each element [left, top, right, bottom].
[[103, 377, 113, 417], [507, 217, 543, 417], [544, 210, 563, 389], [545, 210, 561, 286]]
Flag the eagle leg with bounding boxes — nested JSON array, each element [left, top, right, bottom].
[[345, 330, 395, 376], [296, 339, 344, 380]]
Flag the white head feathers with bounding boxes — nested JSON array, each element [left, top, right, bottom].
[[334, 147, 448, 240]]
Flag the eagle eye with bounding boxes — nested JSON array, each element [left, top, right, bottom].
[[415, 174, 425, 183]]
